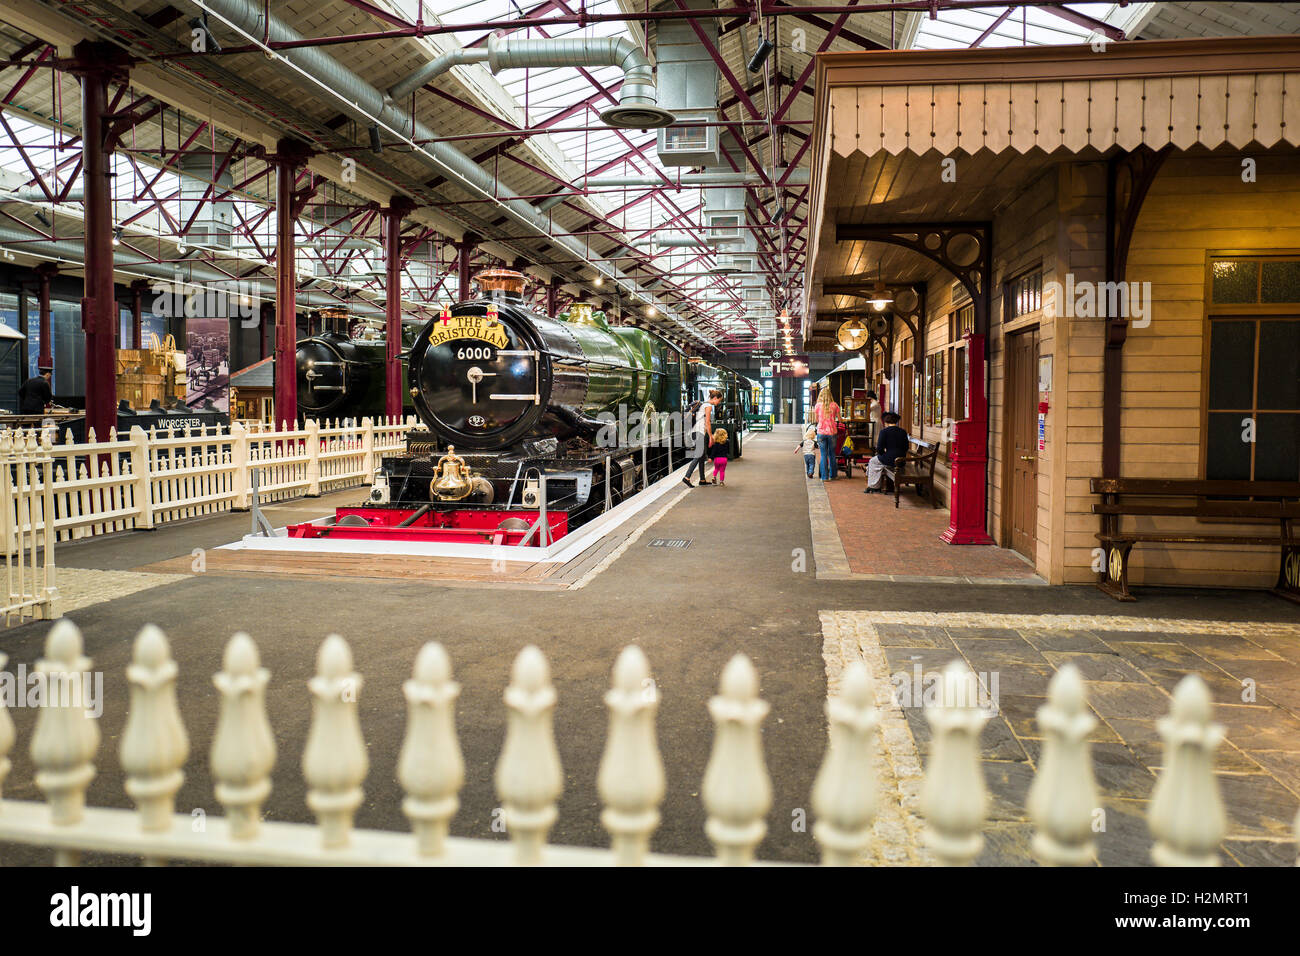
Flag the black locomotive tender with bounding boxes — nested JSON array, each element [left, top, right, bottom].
[[294, 269, 756, 545]]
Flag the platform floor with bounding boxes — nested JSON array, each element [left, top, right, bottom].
[[2, 424, 1298, 865]]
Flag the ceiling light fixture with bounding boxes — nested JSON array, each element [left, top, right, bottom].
[[868, 264, 893, 311]]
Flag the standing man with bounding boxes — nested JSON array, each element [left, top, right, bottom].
[[18, 364, 54, 414]]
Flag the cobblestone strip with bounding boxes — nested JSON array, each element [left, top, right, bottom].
[[50, 567, 190, 616], [820, 610, 934, 865], [840, 610, 1300, 638], [806, 480, 851, 579]]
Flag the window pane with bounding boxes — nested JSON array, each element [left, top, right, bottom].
[[1261, 260, 1300, 303], [1258, 321, 1300, 409], [1255, 413, 1300, 481], [1207, 321, 1256, 409], [1211, 259, 1258, 303], [1205, 412, 1252, 480]]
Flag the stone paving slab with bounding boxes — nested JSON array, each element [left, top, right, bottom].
[[47, 567, 190, 617], [820, 610, 1300, 866]]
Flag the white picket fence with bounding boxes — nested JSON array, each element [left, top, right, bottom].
[[0, 417, 417, 550], [0, 621, 1296, 867], [0, 434, 57, 625]]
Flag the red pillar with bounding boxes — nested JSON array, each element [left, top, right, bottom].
[[545, 276, 559, 317], [457, 233, 478, 302], [74, 42, 127, 442], [129, 279, 147, 349], [942, 331, 995, 545], [34, 263, 56, 371], [383, 197, 415, 420], [273, 139, 310, 428]]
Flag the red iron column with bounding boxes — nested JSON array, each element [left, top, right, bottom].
[[34, 263, 56, 371], [545, 276, 560, 317], [456, 233, 478, 302], [129, 279, 148, 349], [74, 42, 127, 441], [383, 197, 415, 420], [273, 139, 311, 428]]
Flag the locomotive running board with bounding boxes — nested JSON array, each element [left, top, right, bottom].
[[218, 460, 691, 566]]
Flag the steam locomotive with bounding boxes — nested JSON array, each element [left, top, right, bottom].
[[295, 314, 422, 422], [289, 269, 756, 544]]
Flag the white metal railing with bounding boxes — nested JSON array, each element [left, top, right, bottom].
[[0, 416, 418, 549], [1, 620, 1295, 866], [0, 432, 57, 625]]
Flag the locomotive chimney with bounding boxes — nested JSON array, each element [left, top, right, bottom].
[[474, 268, 527, 301]]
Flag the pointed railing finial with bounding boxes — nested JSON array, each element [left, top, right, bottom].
[[598, 646, 665, 866]]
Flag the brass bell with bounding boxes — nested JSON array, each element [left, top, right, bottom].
[[430, 445, 473, 501]]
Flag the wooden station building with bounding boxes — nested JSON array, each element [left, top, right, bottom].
[[804, 35, 1300, 592]]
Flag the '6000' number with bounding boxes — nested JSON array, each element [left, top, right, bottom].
[[456, 346, 495, 360]]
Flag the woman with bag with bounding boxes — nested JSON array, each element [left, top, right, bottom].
[[682, 389, 722, 488], [814, 388, 841, 481]]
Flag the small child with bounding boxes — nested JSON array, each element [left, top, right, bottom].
[[796, 422, 816, 478], [709, 427, 729, 486]]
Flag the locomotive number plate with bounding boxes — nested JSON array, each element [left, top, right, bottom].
[[429, 314, 509, 349]]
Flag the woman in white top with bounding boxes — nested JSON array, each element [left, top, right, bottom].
[[683, 389, 722, 487], [866, 389, 884, 443]]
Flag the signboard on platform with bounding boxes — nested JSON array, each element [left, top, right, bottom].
[[771, 354, 809, 377], [185, 316, 230, 413]]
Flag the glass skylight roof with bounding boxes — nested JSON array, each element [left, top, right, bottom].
[[911, 3, 1128, 49]]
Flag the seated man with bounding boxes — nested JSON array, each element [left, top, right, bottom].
[[864, 412, 910, 494]]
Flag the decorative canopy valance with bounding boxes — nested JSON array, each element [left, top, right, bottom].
[[817, 37, 1300, 158]]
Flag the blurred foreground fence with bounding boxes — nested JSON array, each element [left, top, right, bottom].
[[1, 621, 1297, 866], [0, 435, 57, 625]]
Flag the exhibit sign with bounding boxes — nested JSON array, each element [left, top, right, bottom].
[[185, 316, 230, 413]]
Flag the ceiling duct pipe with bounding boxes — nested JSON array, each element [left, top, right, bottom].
[[3, 186, 86, 202], [389, 37, 673, 130], [632, 234, 741, 248], [189, 0, 710, 342], [599, 169, 806, 187]]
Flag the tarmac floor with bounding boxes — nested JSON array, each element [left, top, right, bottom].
[[1, 424, 1298, 865]]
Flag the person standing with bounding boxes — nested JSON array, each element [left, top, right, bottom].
[[18, 364, 53, 414], [866, 389, 883, 444], [683, 389, 722, 488], [795, 421, 816, 478], [708, 427, 729, 486], [814, 387, 841, 481]]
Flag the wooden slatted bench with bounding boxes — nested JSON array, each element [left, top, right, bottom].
[[889, 439, 941, 509], [1090, 478, 1300, 603]]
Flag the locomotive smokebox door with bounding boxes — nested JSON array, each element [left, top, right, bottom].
[[411, 304, 549, 451]]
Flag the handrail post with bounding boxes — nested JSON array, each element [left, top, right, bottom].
[[128, 426, 154, 530], [229, 421, 250, 511], [305, 419, 321, 497]]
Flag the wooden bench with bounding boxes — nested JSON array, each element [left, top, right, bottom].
[[888, 439, 941, 509], [1090, 478, 1300, 603]]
